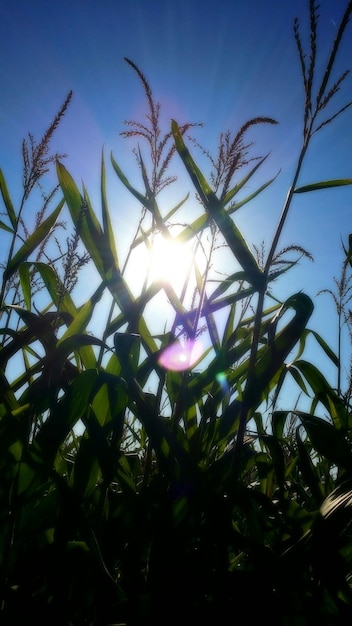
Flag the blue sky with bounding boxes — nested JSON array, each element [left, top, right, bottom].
[[1, 0, 352, 393]]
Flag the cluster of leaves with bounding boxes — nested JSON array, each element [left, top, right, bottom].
[[0, 2, 352, 625]]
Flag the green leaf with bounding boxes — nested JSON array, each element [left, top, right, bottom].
[[19, 262, 59, 304], [220, 293, 314, 437], [321, 480, 352, 520], [34, 370, 104, 460], [223, 154, 273, 206], [57, 283, 106, 345], [309, 329, 339, 366], [173, 214, 209, 245], [287, 363, 310, 395], [296, 424, 325, 504], [259, 434, 285, 492], [172, 120, 265, 291], [3, 198, 64, 282], [131, 193, 191, 248], [101, 150, 119, 268], [56, 161, 105, 275], [0, 168, 17, 229], [114, 332, 141, 379], [82, 183, 111, 274], [271, 410, 290, 440], [110, 152, 149, 206], [294, 179, 352, 193], [297, 412, 352, 471], [227, 172, 280, 214], [0, 219, 14, 233], [71, 434, 101, 499], [25, 261, 97, 369], [18, 262, 31, 310], [208, 271, 252, 301], [293, 359, 348, 428], [57, 161, 138, 320]]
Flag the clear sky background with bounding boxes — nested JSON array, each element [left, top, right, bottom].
[[1, 0, 352, 395]]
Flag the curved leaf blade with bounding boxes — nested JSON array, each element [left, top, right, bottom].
[[172, 120, 265, 290], [3, 198, 65, 282], [0, 168, 17, 229], [294, 179, 352, 193]]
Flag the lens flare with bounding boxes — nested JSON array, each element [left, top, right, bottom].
[[158, 339, 203, 371], [216, 371, 229, 395]]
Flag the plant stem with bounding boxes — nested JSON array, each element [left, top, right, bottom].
[[231, 136, 310, 481]]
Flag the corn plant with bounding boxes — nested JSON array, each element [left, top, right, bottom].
[[1, 2, 352, 625]]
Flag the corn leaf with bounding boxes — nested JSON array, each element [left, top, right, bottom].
[[0, 168, 17, 229], [110, 152, 149, 207], [223, 154, 272, 206], [295, 424, 325, 504], [294, 179, 352, 193], [220, 292, 314, 436], [101, 150, 119, 268], [172, 120, 265, 291], [292, 360, 348, 428], [3, 198, 65, 282], [227, 173, 280, 214], [56, 161, 105, 275], [0, 220, 14, 234], [18, 263, 31, 310], [297, 412, 352, 471], [27, 262, 99, 369]]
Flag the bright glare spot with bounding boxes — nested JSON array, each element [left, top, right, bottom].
[[150, 234, 192, 288], [216, 371, 230, 395], [158, 339, 203, 371]]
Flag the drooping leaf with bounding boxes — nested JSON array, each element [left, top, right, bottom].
[[293, 359, 349, 428], [297, 411, 352, 471], [220, 292, 314, 437]]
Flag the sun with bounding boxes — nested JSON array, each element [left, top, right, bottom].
[[149, 233, 193, 289], [119, 227, 213, 370], [123, 230, 196, 298]]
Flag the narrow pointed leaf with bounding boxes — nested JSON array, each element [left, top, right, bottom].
[[172, 119, 218, 203], [30, 262, 99, 368], [223, 154, 269, 205], [3, 198, 64, 282], [18, 263, 31, 310], [227, 172, 280, 214], [294, 179, 352, 193], [0, 169, 17, 229], [56, 161, 104, 274], [0, 220, 14, 233], [172, 120, 265, 290], [101, 150, 119, 268], [57, 283, 107, 345], [309, 329, 339, 366], [220, 293, 314, 436], [110, 152, 149, 206], [131, 193, 191, 248], [297, 412, 352, 470], [296, 424, 325, 503], [293, 360, 348, 427]]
